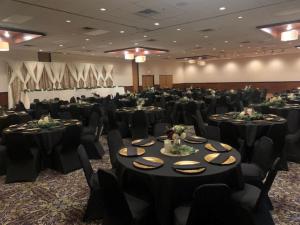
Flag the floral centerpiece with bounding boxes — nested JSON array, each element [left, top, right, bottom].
[[233, 108, 264, 121], [262, 96, 286, 107], [163, 125, 197, 156], [35, 115, 61, 128], [288, 93, 296, 100], [136, 98, 145, 110], [179, 96, 190, 103]]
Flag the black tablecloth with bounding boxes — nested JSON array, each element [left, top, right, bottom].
[[209, 113, 286, 147], [0, 111, 31, 134], [117, 139, 242, 225], [116, 106, 165, 125]]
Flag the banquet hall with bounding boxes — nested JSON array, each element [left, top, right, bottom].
[[0, 0, 299, 225]]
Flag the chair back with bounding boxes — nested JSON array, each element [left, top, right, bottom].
[[192, 112, 206, 137], [263, 157, 281, 193], [77, 145, 94, 189], [219, 122, 240, 149], [88, 111, 100, 134], [61, 124, 82, 152], [286, 110, 300, 134], [95, 117, 104, 140], [107, 129, 124, 168], [186, 184, 233, 225], [266, 123, 286, 159], [131, 110, 148, 139], [6, 114, 21, 127], [98, 169, 133, 225], [252, 136, 274, 174], [5, 132, 33, 160]]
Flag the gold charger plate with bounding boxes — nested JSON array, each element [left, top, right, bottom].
[[132, 139, 156, 147], [173, 161, 206, 174], [204, 153, 236, 165], [119, 147, 145, 157], [204, 143, 232, 152], [26, 128, 41, 131], [133, 157, 164, 169]]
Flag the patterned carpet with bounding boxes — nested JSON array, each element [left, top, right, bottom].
[[0, 137, 299, 225]]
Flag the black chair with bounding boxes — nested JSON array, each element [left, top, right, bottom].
[[219, 122, 242, 150], [52, 125, 82, 174], [231, 157, 281, 212], [77, 145, 103, 221], [285, 128, 300, 163], [174, 184, 253, 225], [81, 118, 105, 159], [5, 132, 40, 183], [70, 96, 76, 103], [192, 113, 221, 141], [131, 110, 149, 140], [0, 145, 7, 175], [152, 122, 170, 137], [266, 123, 288, 169], [98, 168, 151, 225], [107, 129, 124, 168], [6, 114, 21, 127], [15, 101, 26, 112], [82, 111, 100, 135], [241, 136, 274, 188]]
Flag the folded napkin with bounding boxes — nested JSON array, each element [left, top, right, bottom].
[[210, 154, 230, 165], [209, 143, 230, 152], [186, 136, 207, 143], [173, 163, 203, 170], [134, 157, 162, 168], [132, 138, 153, 146], [157, 135, 168, 142], [124, 147, 138, 156]]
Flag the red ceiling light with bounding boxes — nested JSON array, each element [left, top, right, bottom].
[[257, 20, 300, 42], [0, 27, 45, 45]]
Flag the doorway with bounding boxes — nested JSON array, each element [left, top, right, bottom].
[[159, 75, 173, 89], [142, 75, 155, 90]]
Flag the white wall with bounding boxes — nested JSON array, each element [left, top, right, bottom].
[[183, 53, 300, 83]]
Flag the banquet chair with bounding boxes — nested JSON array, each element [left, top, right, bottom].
[[98, 168, 152, 225], [105, 108, 131, 138], [241, 136, 274, 188], [219, 122, 243, 150], [192, 113, 221, 141], [81, 118, 105, 159], [231, 157, 281, 212], [15, 101, 26, 112], [0, 145, 7, 175], [174, 184, 253, 225], [52, 124, 82, 174], [284, 127, 300, 163], [131, 110, 149, 140], [70, 96, 76, 103], [77, 145, 104, 221], [107, 129, 124, 168], [6, 114, 21, 127], [82, 111, 100, 136], [5, 132, 40, 183], [153, 122, 170, 137], [69, 105, 83, 121], [266, 123, 288, 169]]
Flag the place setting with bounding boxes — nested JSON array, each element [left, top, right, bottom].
[[172, 160, 206, 174], [119, 147, 146, 157], [133, 157, 164, 170], [204, 153, 237, 166], [204, 142, 232, 153], [131, 137, 156, 147]]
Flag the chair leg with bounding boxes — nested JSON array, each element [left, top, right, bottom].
[[266, 195, 274, 210]]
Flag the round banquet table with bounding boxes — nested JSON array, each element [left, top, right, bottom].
[[0, 111, 31, 133], [2, 119, 82, 168], [116, 106, 165, 125], [117, 138, 242, 225], [209, 112, 287, 148]]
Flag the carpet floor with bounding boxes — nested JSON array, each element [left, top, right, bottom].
[[0, 137, 299, 225]]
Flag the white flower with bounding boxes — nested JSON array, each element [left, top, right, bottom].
[[180, 132, 186, 139]]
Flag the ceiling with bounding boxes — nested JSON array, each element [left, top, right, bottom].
[[1, 0, 300, 60]]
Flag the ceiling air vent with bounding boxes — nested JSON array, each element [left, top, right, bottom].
[[146, 38, 157, 42], [136, 9, 160, 17], [82, 27, 96, 31], [23, 44, 34, 47], [199, 28, 214, 32], [240, 41, 250, 44]]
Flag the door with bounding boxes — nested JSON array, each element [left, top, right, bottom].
[[142, 75, 154, 90], [159, 75, 173, 89]]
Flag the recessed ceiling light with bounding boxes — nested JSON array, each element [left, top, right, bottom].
[[85, 38, 90, 41], [39, 49, 43, 52], [238, 16, 243, 19], [144, 50, 149, 55], [109, 42, 112, 45], [65, 20, 71, 23], [99, 8, 107, 11], [82, 46, 86, 49], [143, 35, 148, 38], [120, 30, 125, 33], [240, 45, 243, 47], [204, 35, 208, 38], [219, 6, 226, 11], [177, 28, 182, 31], [59, 44, 63, 47], [212, 48, 216, 51], [154, 22, 160, 26], [4, 31, 10, 38], [134, 43, 139, 45], [225, 40, 229, 43], [173, 40, 177, 43]]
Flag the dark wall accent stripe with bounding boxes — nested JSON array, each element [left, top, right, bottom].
[[0, 92, 8, 107]]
